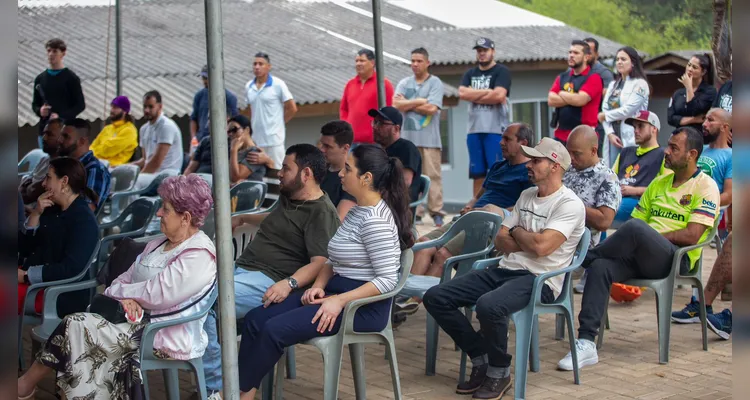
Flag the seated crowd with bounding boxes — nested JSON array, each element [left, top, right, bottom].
[[18, 101, 732, 399]]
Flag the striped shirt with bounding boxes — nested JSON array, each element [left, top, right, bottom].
[[327, 200, 401, 293], [80, 150, 112, 212]]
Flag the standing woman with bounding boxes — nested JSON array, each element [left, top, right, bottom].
[[236, 144, 414, 399], [667, 53, 718, 133], [599, 46, 650, 166]]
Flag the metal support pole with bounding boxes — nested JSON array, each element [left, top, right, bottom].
[[204, 0, 240, 398], [371, 0, 386, 107], [115, 0, 122, 96]]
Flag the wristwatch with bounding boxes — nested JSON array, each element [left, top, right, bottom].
[[508, 226, 518, 237], [287, 277, 299, 290]]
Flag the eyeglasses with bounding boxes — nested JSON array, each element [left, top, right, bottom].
[[371, 119, 395, 127], [227, 127, 240, 134]]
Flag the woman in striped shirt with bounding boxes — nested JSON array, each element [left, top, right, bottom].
[[237, 144, 414, 398]]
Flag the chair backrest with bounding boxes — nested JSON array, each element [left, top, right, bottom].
[[113, 197, 161, 235], [394, 249, 415, 293], [231, 223, 260, 261], [453, 211, 505, 274], [195, 173, 213, 188], [555, 228, 591, 302], [200, 207, 216, 240], [18, 149, 46, 172], [408, 175, 431, 224], [143, 170, 179, 196], [110, 164, 140, 192], [262, 168, 280, 208], [230, 181, 267, 214]]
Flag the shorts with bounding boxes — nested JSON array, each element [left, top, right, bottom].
[[467, 133, 503, 178], [423, 220, 465, 256]]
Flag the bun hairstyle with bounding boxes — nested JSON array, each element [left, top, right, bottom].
[[692, 53, 715, 86], [352, 144, 415, 249], [48, 157, 99, 206]]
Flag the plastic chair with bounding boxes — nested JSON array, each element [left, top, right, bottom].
[[596, 219, 719, 364], [18, 149, 46, 172], [230, 181, 267, 215], [140, 287, 219, 400], [104, 164, 141, 220], [107, 170, 178, 221], [195, 173, 213, 187], [18, 241, 101, 370], [200, 208, 216, 241], [263, 250, 414, 400], [458, 229, 591, 399], [408, 175, 431, 225], [400, 210, 505, 376]]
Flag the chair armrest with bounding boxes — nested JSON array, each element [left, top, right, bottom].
[[340, 285, 400, 334], [440, 245, 495, 281], [471, 256, 503, 271], [412, 236, 451, 252], [40, 279, 99, 326]]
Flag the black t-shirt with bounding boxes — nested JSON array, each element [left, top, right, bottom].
[[386, 138, 422, 202], [460, 64, 512, 96], [193, 137, 266, 180], [320, 169, 355, 207], [713, 80, 732, 113]]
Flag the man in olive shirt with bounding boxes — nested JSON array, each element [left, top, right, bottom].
[[201, 144, 340, 396]]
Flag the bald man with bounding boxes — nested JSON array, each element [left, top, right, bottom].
[[563, 126, 621, 293], [700, 108, 732, 207]]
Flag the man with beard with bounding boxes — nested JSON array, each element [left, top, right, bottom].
[[58, 118, 112, 212], [459, 37, 512, 196], [317, 120, 356, 222], [90, 96, 138, 167], [558, 126, 719, 372], [699, 108, 732, 207], [200, 144, 340, 397], [548, 41, 604, 145], [19, 118, 64, 205], [370, 106, 422, 204]]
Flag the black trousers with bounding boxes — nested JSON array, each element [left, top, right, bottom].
[[423, 268, 553, 368], [577, 219, 687, 341]]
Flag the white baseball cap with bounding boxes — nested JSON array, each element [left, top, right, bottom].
[[520, 137, 572, 171]]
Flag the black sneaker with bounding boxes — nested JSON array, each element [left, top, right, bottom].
[[456, 363, 488, 394], [472, 375, 512, 399], [391, 312, 407, 329]]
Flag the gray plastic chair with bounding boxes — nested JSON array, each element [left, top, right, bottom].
[[98, 197, 160, 263], [200, 208, 216, 240], [408, 175, 431, 225], [195, 173, 213, 187], [105, 164, 141, 220], [458, 229, 591, 399], [18, 149, 46, 172], [19, 241, 101, 370], [230, 181, 267, 215], [262, 250, 414, 400], [107, 170, 177, 221], [400, 210, 505, 376], [140, 287, 219, 400], [596, 219, 719, 364]]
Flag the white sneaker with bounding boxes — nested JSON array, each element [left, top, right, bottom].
[[573, 270, 587, 294], [208, 392, 223, 400], [557, 339, 598, 371]]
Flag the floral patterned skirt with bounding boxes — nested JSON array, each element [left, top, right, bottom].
[[37, 312, 148, 400]]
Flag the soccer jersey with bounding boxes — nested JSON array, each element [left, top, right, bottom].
[[631, 170, 720, 270]]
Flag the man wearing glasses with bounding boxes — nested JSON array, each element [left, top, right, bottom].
[[245, 52, 298, 170], [370, 106, 422, 203]]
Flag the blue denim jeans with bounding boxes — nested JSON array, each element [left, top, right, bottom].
[[202, 268, 275, 393]]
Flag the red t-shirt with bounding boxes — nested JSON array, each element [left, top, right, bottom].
[[549, 66, 603, 141], [340, 73, 394, 143]]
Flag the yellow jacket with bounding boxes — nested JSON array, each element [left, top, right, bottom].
[[91, 120, 138, 167]]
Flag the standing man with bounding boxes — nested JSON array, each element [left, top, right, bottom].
[[699, 108, 732, 207], [317, 120, 357, 222], [32, 38, 85, 148], [245, 52, 297, 171], [90, 96, 138, 167], [370, 106, 422, 204], [393, 47, 446, 226], [583, 38, 614, 94], [459, 38, 512, 196], [340, 49, 394, 145], [131, 91, 184, 189], [190, 65, 239, 150], [58, 118, 112, 213], [548, 41, 604, 144]]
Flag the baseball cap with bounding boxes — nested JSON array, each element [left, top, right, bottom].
[[110, 95, 131, 114], [200, 65, 208, 78], [625, 110, 660, 131], [368, 106, 403, 127], [473, 37, 495, 50], [521, 137, 572, 170]]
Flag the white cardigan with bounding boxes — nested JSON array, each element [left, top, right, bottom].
[[601, 76, 650, 147]]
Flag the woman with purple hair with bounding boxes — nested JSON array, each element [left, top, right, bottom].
[[18, 175, 217, 400]]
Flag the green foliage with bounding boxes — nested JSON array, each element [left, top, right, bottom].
[[502, 0, 711, 55]]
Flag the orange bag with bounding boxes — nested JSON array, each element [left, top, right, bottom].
[[610, 283, 642, 303]]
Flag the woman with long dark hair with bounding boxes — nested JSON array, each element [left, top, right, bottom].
[[667, 53, 718, 132], [18, 157, 100, 317], [235, 144, 413, 399], [599, 46, 650, 166]]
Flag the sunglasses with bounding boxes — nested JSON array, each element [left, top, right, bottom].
[[227, 127, 240, 134]]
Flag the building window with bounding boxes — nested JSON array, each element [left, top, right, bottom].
[[511, 101, 554, 144]]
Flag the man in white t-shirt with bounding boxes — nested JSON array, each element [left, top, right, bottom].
[[131, 91, 183, 190], [423, 138, 585, 399], [245, 52, 297, 170]]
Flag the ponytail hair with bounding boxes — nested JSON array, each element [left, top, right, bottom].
[[693, 53, 715, 86], [48, 157, 100, 206], [352, 144, 415, 249]]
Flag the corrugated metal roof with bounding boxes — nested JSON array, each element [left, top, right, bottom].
[[18, 0, 624, 126]]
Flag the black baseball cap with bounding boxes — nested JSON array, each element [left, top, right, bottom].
[[473, 37, 495, 50], [368, 106, 403, 127]]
